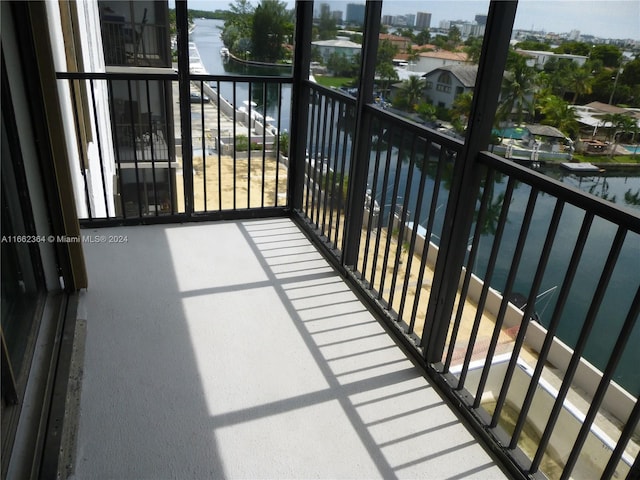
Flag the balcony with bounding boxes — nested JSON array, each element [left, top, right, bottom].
[[39, 2, 640, 479], [71, 218, 508, 478], [99, 2, 171, 68]]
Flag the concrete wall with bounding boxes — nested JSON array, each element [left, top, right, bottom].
[[459, 356, 633, 478]]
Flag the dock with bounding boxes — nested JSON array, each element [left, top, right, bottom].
[[560, 162, 604, 173]]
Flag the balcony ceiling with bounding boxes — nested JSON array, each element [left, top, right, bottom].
[[73, 218, 507, 479]]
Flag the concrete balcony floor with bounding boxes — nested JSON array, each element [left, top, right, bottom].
[[71, 218, 508, 479]]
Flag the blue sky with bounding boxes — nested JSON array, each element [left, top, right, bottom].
[[186, 0, 640, 40]]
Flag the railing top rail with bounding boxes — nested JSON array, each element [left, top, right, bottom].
[[308, 81, 357, 105], [190, 73, 293, 84], [365, 105, 465, 151], [56, 71, 293, 84], [479, 150, 640, 232], [307, 81, 465, 152]]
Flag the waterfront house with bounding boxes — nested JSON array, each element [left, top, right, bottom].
[[422, 64, 477, 109], [311, 38, 362, 62]]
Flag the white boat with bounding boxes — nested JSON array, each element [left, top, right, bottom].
[[220, 47, 229, 57]]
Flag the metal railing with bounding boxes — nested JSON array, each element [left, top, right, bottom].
[[100, 18, 170, 67], [57, 2, 640, 476], [56, 72, 292, 223], [296, 82, 640, 480], [58, 67, 640, 477]]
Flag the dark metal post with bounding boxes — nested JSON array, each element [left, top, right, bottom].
[[422, 1, 518, 362], [288, 1, 313, 211], [342, 0, 382, 267], [176, 0, 193, 215]]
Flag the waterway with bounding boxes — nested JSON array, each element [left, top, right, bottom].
[[191, 18, 640, 396], [190, 18, 292, 132]]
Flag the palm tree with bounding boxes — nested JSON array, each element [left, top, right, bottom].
[[394, 76, 425, 111], [450, 91, 474, 134], [569, 67, 593, 104], [601, 113, 636, 157], [497, 55, 537, 126], [537, 94, 579, 138]]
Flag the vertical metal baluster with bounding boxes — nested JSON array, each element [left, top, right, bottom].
[[601, 395, 640, 480], [360, 118, 384, 283], [327, 100, 343, 246], [370, 123, 395, 292], [216, 80, 222, 210], [165, 80, 176, 215], [247, 81, 252, 209], [456, 177, 516, 390], [473, 186, 539, 407], [145, 79, 159, 215], [562, 285, 639, 479], [232, 81, 237, 210], [398, 138, 430, 325], [108, 80, 127, 218], [200, 80, 207, 212], [310, 93, 324, 225], [321, 98, 337, 235], [530, 226, 627, 475], [274, 83, 283, 207], [333, 102, 349, 250], [504, 213, 593, 440], [126, 80, 143, 217], [378, 130, 406, 302], [443, 167, 494, 372], [305, 92, 320, 218], [408, 145, 446, 336], [313, 95, 326, 226], [389, 134, 417, 311], [261, 82, 267, 208], [89, 79, 111, 217]]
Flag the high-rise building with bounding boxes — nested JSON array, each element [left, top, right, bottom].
[[346, 3, 365, 25], [332, 10, 343, 23], [475, 14, 488, 26], [405, 14, 415, 27], [382, 15, 394, 26], [415, 11, 431, 30]]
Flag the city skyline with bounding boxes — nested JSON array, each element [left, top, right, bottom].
[[186, 0, 639, 41]]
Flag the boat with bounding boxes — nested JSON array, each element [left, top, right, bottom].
[[220, 47, 229, 57]]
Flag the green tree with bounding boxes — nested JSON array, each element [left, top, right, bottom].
[[317, 6, 337, 40], [515, 40, 551, 51], [497, 53, 537, 125], [553, 41, 591, 56], [327, 52, 358, 77], [376, 40, 398, 96], [414, 29, 430, 46], [590, 45, 622, 68], [392, 76, 425, 111], [447, 26, 461, 47], [537, 94, 579, 138], [450, 91, 474, 134], [602, 113, 637, 157], [568, 66, 593, 103], [250, 0, 293, 62], [464, 36, 483, 64], [415, 102, 436, 123], [221, 0, 254, 55]]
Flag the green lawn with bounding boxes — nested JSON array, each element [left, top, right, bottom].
[[313, 76, 354, 88], [573, 153, 640, 164]]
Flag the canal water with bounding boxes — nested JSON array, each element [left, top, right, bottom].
[[190, 18, 292, 132], [191, 19, 640, 396]]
